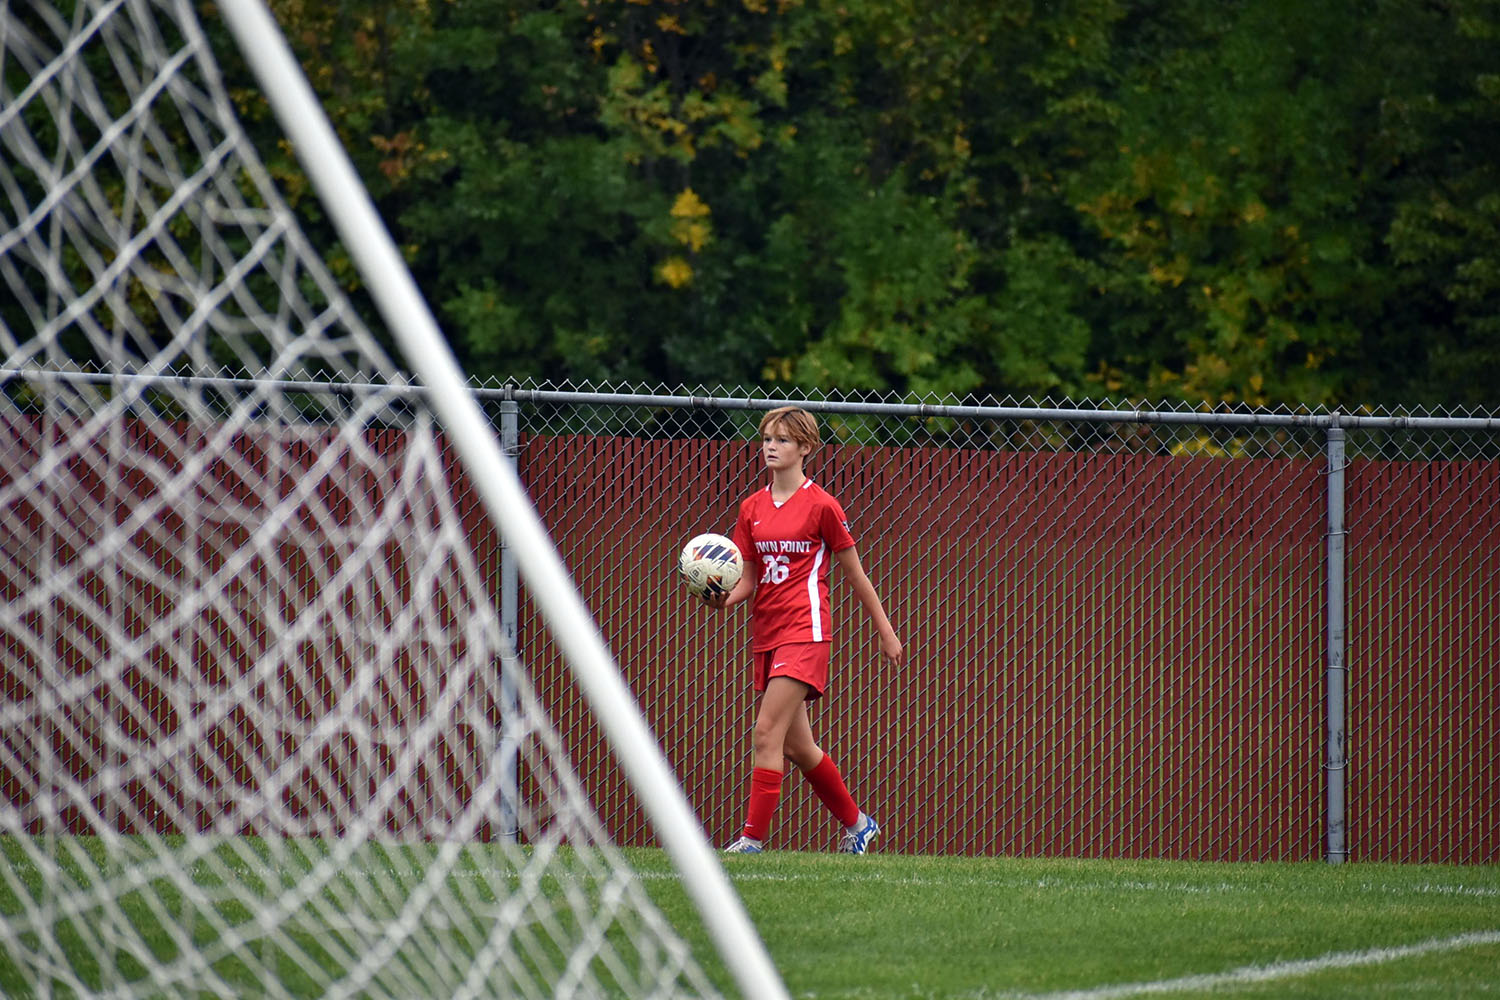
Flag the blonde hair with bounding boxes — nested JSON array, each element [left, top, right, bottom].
[[758, 406, 820, 453]]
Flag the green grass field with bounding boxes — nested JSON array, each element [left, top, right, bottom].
[[629, 850, 1500, 999], [3, 837, 1496, 998]]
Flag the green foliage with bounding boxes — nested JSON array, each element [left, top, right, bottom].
[[1380, 0, 1500, 404], [1069, 0, 1380, 405], [216, 0, 1500, 406]]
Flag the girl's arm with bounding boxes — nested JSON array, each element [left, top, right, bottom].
[[708, 503, 756, 610], [834, 546, 903, 664], [705, 569, 755, 610]]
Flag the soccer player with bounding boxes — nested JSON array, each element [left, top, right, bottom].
[[705, 405, 904, 854]]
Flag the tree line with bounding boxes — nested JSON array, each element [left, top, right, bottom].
[[222, 0, 1500, 408]]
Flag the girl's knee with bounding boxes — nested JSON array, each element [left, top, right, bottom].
[[750, 721, 783, 758]]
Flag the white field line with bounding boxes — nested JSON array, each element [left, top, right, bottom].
[[1010, 929, 1500, 1000]]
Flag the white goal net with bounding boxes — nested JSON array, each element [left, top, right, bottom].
[[0, 1, 777, 996]]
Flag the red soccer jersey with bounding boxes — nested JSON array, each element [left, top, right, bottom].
[[732, 479, 856, 651]]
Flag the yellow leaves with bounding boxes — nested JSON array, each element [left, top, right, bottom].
[[1076, 190, 1145, 245], [673, 220, 712, 252], [657, 256, 694, 288], [1089, 361, 1127, 394], [671, 188, 711, 220], [603, 59, 694, 162], [1168, 435, 1249, 459], [1148, 255, 1189, 287], [761, 357, 795, 382], [270, 138, 311, 202], [672, 187, 711, 251], [1076, 191, 1134, 219], [658, 189, 714, 287], [603, 56, 766, 163], [228, 85, 263, 119]]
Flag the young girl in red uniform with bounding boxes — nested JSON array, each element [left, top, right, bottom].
[[706, 406, 904, 854]]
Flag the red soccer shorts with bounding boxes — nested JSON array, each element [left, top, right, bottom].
[[754, 642, 831, 700]]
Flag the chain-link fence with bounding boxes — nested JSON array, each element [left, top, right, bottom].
[[483, 380, 1498, 864], [4, 369, 1495, 863]]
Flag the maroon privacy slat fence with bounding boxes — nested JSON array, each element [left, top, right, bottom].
[[2, 416, 1495, 862], [523, 436, 1329, 860], [1344, 461, 1500, 862], [521, 433, 1496, 862]]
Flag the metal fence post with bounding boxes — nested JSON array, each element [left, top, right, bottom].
[[1324, 417, 1348, 864], [499, 392, 521, 841]]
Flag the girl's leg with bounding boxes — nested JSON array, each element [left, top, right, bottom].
[[737, 677, 810, 844], [780, 701, 822, 771], [784, 704, 861, 828], [750, 677, 811, 771]]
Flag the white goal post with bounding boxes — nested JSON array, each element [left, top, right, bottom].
[[0, 0, 786, 996]]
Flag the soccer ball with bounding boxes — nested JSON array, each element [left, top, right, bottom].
[[678, 533, 743, 599]]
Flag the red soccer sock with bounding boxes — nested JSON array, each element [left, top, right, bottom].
[[802, 754, 860, 828], [742, 767, 784, 841]]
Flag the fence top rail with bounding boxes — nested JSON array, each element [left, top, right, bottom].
[[4, 366, 1500, 433], [499, 387, 1500, 432]]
